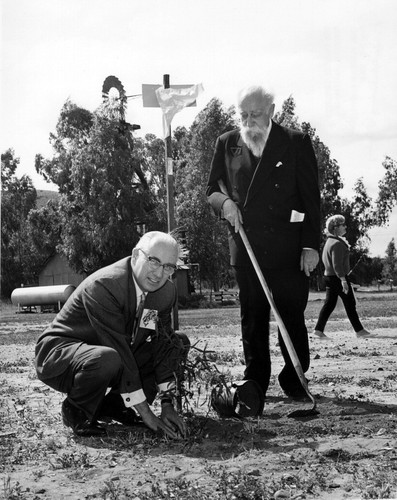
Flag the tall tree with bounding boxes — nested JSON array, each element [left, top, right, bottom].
[[350, 255, 383, 286], [275, 96, 343, 219], [274, 95, 301, 131], [175, 98, 237, 290], [382, 238, 397, 285], [132, 133, 168, 231], [376, 156, 397, 224], [340, 178, 377, 250], [27, 199, 62, 260], [35, 100, 153, 274], [1, 149, 38, 296], [1, 148, 19, 187]]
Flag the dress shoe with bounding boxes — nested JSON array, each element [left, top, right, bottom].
[[283, 388, 310, 402], [356, 329, 376, 338], [98, 392, 142, 426], [313, 330, 329, 340], [62, 399, 107, 437]]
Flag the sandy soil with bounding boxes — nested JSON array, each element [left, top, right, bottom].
[[1, 306, 396, 500]]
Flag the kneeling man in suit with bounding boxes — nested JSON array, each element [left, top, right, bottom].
[[35, 231, 189, 438]]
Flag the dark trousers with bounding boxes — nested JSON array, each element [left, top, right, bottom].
[[315, 275, 363, 333], [234, 265, 310, 396], [42, 344, 123, 421], [41, 333, 189, 421]]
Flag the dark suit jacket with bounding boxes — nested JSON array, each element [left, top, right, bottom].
[[206, 122, 321, 268], [35, 257, 180, 396]]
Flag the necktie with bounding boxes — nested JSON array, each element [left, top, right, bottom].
[[132, 294, 145, 341]]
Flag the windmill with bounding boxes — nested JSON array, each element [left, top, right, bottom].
[[101, 75, 141, 140]]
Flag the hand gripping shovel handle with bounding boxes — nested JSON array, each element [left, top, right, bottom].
[[218, 179, 317, 415]]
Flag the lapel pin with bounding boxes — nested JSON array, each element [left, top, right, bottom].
[[276, 161, 283, 167], [231, 147, 242, 157]]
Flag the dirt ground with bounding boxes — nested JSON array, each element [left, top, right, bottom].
[[1, 296, 397, 500]]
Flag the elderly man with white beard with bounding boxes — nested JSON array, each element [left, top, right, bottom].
[[206, 85, 321, 401]]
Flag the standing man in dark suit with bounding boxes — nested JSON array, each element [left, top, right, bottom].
[[35, 231, 189, 437], [207, 86, 321, 400]]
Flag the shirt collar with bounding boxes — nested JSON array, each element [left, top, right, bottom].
[[131, 261, 145, 303]]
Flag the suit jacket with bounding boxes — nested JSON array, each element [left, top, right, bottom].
[[35, 256, 181, 396], [206, 122, 321, 268]]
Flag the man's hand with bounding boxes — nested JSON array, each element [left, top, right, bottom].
[[161, 404, 187, 438], [134, 401, 181, 439], [222, 199, 243, 233], [300, 248, 319, 277]]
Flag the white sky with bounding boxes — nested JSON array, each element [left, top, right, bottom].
[[1, 0, 396, 257]]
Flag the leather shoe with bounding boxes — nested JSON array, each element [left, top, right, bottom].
[[283, 388, 310, 402], [62, 399, 107, 437], [98, 392, 142, 426]]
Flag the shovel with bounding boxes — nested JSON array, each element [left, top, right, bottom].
[[238, 226, 318, 417]]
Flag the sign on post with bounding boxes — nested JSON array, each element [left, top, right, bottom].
[[141, 84, 197, 108]]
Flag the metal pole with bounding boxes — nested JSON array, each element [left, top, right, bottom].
[[163, 74, 179, 331], [163, 74, 175, 233]]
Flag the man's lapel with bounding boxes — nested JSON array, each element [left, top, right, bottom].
[[236, 135, 256, 181], [133, 294, 145, 339], [244, 123, 288, 206], [125, 257, 137, 335]]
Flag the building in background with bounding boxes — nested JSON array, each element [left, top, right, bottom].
[[39, 254, 86, 288]]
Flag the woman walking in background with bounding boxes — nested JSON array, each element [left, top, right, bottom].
[[313, 215, 374, 339]]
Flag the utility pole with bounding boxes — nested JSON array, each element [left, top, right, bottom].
[[163, 74, 176, 234], [163, 74, 179, 330], [141, 76, 201, 331]]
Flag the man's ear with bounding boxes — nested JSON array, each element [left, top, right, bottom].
[[131, 248, 139, 263], [269, 103, 275, 119]]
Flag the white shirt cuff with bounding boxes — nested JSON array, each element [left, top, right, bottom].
[[121, 389, 146, 407], [158, 380, 176, 396]]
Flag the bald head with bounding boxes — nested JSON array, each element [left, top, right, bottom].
[[132, 231, 179, 292], [237, 86, 275, 111], [136, 231, 179, 255]]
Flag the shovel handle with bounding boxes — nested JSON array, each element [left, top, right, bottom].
[[239, 227, 308, 386], [243, 227, 319, 413]]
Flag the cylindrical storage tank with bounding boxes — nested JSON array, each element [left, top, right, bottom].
[[11, 285, 76, 307]]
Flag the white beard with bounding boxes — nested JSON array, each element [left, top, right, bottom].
[[240, 125, 267, 157]]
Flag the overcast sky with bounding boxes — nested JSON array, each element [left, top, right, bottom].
[[1, 0, 396, 257]]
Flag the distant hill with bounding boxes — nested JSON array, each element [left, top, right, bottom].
[[36, 190, 60, 209]]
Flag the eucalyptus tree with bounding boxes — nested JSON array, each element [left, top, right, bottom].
[[175, 98, 237, 291], [35, 99, 156, 274], [382, 238, 397, 285], [275, 96, 343, 219], [376, 156, 397, 224], [1, 149, 38, 295]]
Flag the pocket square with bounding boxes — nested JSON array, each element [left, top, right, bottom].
[[276, 161, 283, 167], [290, 210, 305, 222]]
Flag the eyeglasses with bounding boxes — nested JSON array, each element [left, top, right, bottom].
[[240, 110, 265, 121], [137, 248, 177, 275]]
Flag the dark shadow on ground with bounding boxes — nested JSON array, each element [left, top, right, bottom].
[[75, 395, 397, 461]]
